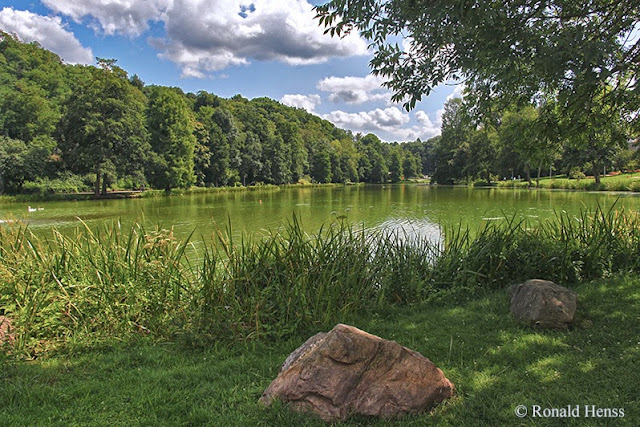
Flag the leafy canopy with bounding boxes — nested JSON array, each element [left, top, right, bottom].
[[315, 0, 640, 120]]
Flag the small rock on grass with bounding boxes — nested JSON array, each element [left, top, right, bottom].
[[508, 279, 577, 330]]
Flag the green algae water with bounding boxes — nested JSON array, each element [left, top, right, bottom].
[[1, 185, 640, 241]]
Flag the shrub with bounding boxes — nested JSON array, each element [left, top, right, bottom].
[[21, 173, 90, 195], [569, 168, 586, 180]]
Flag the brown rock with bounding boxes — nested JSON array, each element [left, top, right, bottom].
[[259, 324, 454, 422], [508, 279, 577, 330], [0, 316, 13, 346]]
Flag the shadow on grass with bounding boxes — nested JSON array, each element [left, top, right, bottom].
[[1, 276, 638, 425]]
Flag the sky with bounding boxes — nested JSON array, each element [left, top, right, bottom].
[[0, 0, 461, 142]]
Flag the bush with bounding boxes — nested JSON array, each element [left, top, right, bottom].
[[569, 168, 586, 180], [21, 173, 90, 195]]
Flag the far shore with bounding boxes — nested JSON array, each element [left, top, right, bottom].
[[0, 182, 352, 204]]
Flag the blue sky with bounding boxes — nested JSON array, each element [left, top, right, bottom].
[[0, 0, 461, 141]]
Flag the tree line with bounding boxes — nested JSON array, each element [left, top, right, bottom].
[[423, 95, 635, 186], [0, 32, 425, 196]]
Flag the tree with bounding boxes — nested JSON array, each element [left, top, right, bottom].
[[239, 131, 263, 185], [466, 129, 496, 183], [564, 87, 630, 184], [311, 140, 332, 183], [316, 0, 640, 124], [499, 106, 539, 185], [432, 98, 472, 184], [402, 151, 420, 178], [197, 106, 230, 186], [146, 86, 196, 191], [59, 60, 148, 196], [388, 147, 403, 182]]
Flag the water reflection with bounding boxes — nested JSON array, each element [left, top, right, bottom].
[[1, 185, 639, 243]]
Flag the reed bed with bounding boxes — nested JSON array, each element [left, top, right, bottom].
[[1, 206, 639, 356]]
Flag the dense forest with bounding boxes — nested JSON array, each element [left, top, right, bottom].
[[0, 32, 426, 196], [1, 31, 637, 196]]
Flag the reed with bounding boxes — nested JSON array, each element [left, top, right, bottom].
[[1, 206, 639, 356]]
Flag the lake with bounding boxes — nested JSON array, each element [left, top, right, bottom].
[[1, 185, 640, 243]]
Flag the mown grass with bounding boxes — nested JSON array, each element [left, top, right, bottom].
[[2, 206, 640, 358], [1, 274, 638, 425], [497, 171, 640, 191]]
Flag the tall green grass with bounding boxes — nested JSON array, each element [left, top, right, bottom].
[[1, 207, 640, 357]]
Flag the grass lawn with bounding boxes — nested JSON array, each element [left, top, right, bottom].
[[498, 171, 640, 192], [1, 275, 638, 426]]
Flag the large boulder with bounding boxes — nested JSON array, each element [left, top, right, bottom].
[[508, 279, 577, 330], [259, 324, 454, 422]]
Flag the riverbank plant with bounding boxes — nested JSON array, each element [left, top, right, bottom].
[[1, 206, 640, 357]]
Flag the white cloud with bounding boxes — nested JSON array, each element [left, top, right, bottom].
[[322, 107, 410, 133], [280, 94, 321, 112], [317, 74, 393, 105], [0, 8, 93, 64], [323, 107, 443, 141], [400, 110, 442, 140], [446, 84, 464, 101], [41, 0, 170, 36], [42, 0, 368, 76]]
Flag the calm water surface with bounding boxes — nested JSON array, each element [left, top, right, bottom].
[[1, 185, 639, 243]]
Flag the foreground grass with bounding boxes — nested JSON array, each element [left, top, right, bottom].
[[497, 171, 640, 192], [1, 274, 638, 425]]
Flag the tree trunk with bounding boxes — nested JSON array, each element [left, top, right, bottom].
[[536, 163, 542, 187], [101, 173, 108, 195], [94, 165, 101, 198], [594, 170, 601, 185], [525, 164, 531, 185]]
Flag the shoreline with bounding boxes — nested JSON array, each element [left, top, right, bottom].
[[0, 182, 350, 204]]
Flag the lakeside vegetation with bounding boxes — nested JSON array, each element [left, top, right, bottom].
[[2, 207, 639, 422], [1, 206, 639, 358]]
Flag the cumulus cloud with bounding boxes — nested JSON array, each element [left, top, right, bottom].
[[317, 74, 393, 105], [446, 84, 464, 101], [280, 94, 322, 112], [42, 0, 368, 76], [322, 107, 443, 141], [402, 110, 442, 140], [41, 0, 170, 36], [322, 107, 410, 133], [161, 0, 367, 77], [0, 8, 93, 64]]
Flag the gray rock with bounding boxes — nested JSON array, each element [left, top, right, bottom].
[[508, 279, 577, 330]]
